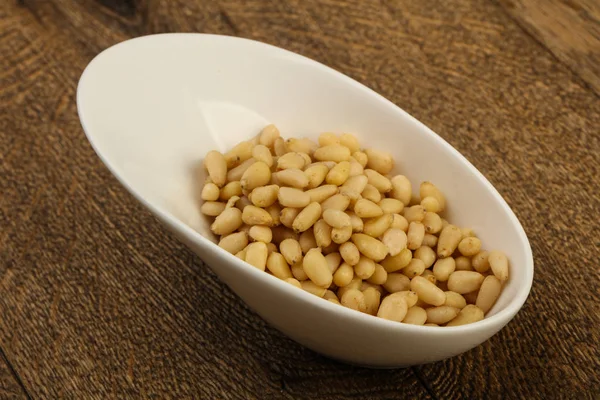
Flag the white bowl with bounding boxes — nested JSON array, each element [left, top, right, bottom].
[[77, 33, 534, 367]]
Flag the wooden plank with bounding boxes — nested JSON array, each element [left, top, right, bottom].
[[0, 351, 28, 400], [0, 2, 431, 398], [497, 0, 600, 95], [1, 0, 599, 398]]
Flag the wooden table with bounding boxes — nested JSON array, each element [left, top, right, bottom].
[[1, 0, 599, 398]]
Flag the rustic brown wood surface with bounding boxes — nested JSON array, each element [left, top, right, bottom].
[[1, 0, 599, 398], [499, 0, 600, 95]]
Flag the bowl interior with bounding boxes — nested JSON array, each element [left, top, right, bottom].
[[78, 34, 532, 319]]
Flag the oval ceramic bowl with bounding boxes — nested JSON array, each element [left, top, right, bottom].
[[77, 33, 534, 367]]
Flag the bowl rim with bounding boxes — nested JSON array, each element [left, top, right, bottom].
[[76, 32, 534, 336]]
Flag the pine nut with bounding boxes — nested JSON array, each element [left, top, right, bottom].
[[284, 277, 302, 289], [420, 181, 446, 211], [249, 185, 279, 207], [348, 158, 364, 177], [458, 237, 482, 257], [248, 225, 272, 243], [276, 152, 305, 170], [379, 198, 404, 214], [339, 133, 360, 152], [367, 263, 388, 285], [323, 209, 351, 229], [225, 141, 254, 168], [325, 252, 342, 274], [240, 161, 271, 191], [391, 213, 409, 231], [211, 207, 243, 235], [293, 202, 322, 233], [426, 306, 459, 325], [354, 256, 376, 279], [287, 138, 317, 155], [444, 291, 467, 309], [204, 150, 228, 187], [280, 238, 303, 265], [273, 137, 289, 156], [278, 187, 310, 208], [363, 287, 382, 315], [352, 151, 368, 167], [218, 231, 249, 254], [433, 257, 456, 282], [414, 246, 436, 268], [291, 262, 308, 281], [279, 207, 300, 229], [381, 228, 407, 256], [361, 184, 382, 203], [377, 292, 408, 322], [364, 148, 393, 174], [476, 275, 502, 313], [266, 252, 292, 279], [382, 273, 410, 293], [321, 193, 351, 211], [446, 305, 484, 326], [455, 256, 473, 271], [339, 242, 360, 266], [472, 251, 490, 273], [201, 182, 220, 201], [402, 259, 425, 278], [201, 201, 227, 216], [381, 248, 413, 272], [306, 184, 338, 203], [365, 169, 392, 193], [314, 218, 333, 247], [333, 262, 354, 287], [351, 233, 389, 261], [242, 205, 273, 226], [332, 225, 353, 244], [422, 211, 442, 234], [301, 280, 327, 297], [298, 229, 317, 254], [276, 168, 309, 189], [411, 276, 446, 306], [252, 144, 274, 167], [407, 222, 425, 250], [403, 306, 428, 325], [489, 250, 509, 281], [258, 124, 280, 147], [437, 224, 462, 258], [303, 248, 333, 288], [245, 242, 268, 271], [319, 132, 340, 146], [390, 175, 412, 205], [448, 271, 485, 294], [404, 205, 426, 223], [341, 288, 367, 312], [354, 198, 383, 218], [305, 164, 330, 188], [347, 211, 364, 232], [220, 181, 243, 201], [326, 161, 351, 185], [314, 145, 351, 162]]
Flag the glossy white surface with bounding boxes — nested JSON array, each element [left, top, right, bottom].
[[77, 33, 534, 367]]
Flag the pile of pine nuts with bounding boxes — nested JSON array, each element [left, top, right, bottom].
[[200, 124, 510, 326]]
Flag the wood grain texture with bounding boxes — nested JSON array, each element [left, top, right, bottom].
[[0, 351, 28, 400], [1, 0, 599, 398], [497, 0, 600, 95]]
